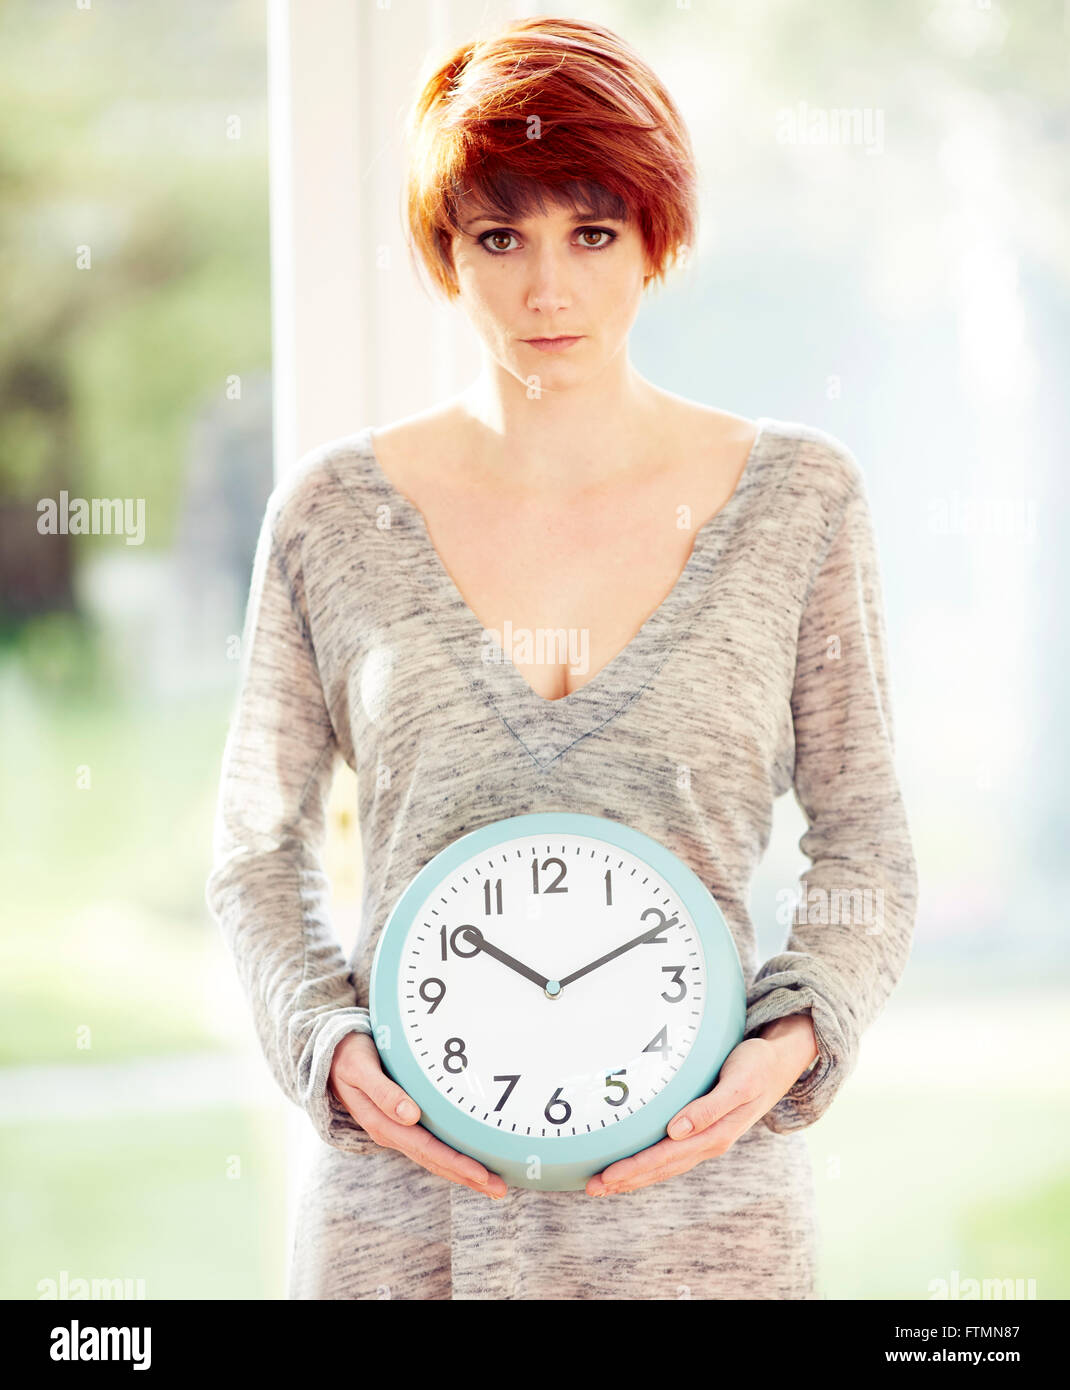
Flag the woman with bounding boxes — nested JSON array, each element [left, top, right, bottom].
[[206, 15, 918, 1299]]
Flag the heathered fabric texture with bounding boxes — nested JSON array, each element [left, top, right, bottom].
[[205, 416, 918, 1300]]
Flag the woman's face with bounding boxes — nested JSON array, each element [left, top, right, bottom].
[[448, 193, 651, 389]]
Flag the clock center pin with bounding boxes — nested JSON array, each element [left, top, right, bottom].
[[545, 979, 562, 998]]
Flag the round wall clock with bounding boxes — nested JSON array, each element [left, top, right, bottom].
[[368, 812, 746, 1191]]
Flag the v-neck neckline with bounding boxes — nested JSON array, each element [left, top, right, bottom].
[[351, 418, 772, 768]]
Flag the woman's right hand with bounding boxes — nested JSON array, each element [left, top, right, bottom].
[[328, 1031, 508, 1199]]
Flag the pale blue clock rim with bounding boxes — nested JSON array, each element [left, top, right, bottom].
[[369, 812, 746, 1174]]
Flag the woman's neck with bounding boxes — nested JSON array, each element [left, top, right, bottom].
[[454, 360, 672, 492]]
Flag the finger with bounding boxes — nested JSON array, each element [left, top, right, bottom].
[[609, 1160, 690, 1193], [344, 1086, 508, 1197], [591, 1136, 684, 1191], [411, 1156, 505, 1200], [402, 1119, 506, 1191], [603, 1138, 674, 1181], [408, 1151, 504, 1197], [666, 1073, 759, 1139], [595, 1111, 759, 1193], [590, 1153, 693, 1196], [335, 1049, 423, 1126], [407, 1152, 508, 1199]]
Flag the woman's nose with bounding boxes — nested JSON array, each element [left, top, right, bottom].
[[525, 250, 572, 313]]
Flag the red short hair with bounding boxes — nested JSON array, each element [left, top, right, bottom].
[[403, 15, 699, 299]]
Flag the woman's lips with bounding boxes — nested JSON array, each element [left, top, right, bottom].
[[522, 335, 584, 353]]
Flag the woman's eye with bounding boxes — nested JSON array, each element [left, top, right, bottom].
[[479, 230, 519, 254], [577, 228, 615, 249], [477, 227, 618, 255]]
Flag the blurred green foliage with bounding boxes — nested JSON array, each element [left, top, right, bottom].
[[0, 0, 270, 550], [0, 611, 111, 697], [0, 1110, 286, 1300], [812, 1082, 1070, 1298]]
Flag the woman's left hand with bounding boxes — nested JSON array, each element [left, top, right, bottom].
[[586, 1013, 819, 1197]]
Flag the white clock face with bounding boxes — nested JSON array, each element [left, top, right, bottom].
[[397, 834, 708, 1140]]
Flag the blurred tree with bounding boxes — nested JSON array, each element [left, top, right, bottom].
[[0, 0, 271, 627]]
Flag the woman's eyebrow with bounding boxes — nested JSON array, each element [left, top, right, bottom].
[[461, 209, 621, 229]]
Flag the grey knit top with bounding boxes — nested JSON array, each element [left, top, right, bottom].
[[205, 417, 918, 1300]]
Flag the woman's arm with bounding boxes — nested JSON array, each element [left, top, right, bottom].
[[742, 466, 919, 1133], [589, 453, 919, 1196], [204, 479, 377, 1153]]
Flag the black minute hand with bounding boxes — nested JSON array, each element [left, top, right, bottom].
[[458, 927, 551, 991], [557, 916, 679, 990]]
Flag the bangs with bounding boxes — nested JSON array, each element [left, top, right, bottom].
[[444, 173, 632, 235]]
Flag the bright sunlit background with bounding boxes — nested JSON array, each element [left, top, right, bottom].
[[2, 0, 1067, 1300]]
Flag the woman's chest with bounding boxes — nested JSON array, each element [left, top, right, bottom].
[[319, 501, 800, 795], [443, 521, 697, 698], [395, 470, 740, 703]]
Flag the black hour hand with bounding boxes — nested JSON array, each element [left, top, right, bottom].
[[459, 927, 551, 991]]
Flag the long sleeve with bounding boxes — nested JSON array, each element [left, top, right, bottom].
[[743, 470, 919, 1133], [204, 490, 378, 1154]]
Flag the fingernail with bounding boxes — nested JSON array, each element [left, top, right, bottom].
[[669, 1117, 693, 1138], [396, 1099, 418, 1121]]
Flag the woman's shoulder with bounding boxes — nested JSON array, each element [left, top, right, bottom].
[[271, 402, 465, 528], [663, 397, 864, 510], [750, 417, 870, 549], [262, 425, 381, 541], [759, 417, 864, 498]]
